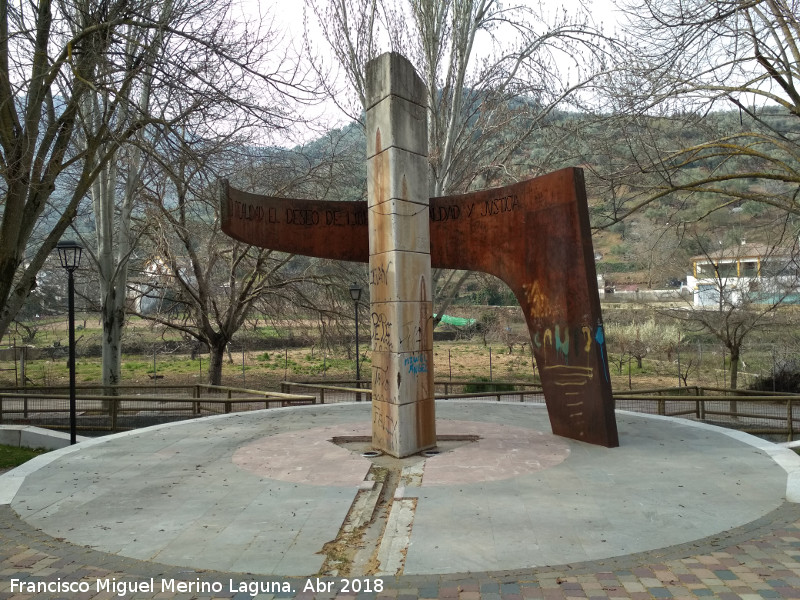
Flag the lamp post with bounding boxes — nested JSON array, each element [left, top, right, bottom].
[[349, 282, 363, 390], [56, 240, 82, 444]]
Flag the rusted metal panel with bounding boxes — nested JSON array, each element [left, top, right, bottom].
[[220, 167, 619, 448], [220, 181, 368, 262], [428, 169, 618, 447]]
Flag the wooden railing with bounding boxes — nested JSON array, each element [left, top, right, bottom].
[[2, 381, 799, 441], [613, 386, 800, 440], [281, 379, 544, 404], [0, 384, 315, 433], [282, 381, 800, 440]]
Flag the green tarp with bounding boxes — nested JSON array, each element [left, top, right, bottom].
[[434, 314, 476, 327]]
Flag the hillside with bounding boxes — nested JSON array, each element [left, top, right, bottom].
[[291, 107, 797, 290]]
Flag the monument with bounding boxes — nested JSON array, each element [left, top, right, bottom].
[[220, 52, 618, 457], [365, 53, 436, 457]]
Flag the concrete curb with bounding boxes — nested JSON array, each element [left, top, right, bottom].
[[0, 424, 88, 450]]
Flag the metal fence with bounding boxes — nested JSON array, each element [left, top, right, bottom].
[[2, 380, 799, 442], [0, 384, 315, 434], [281, 382, 800, 441], [279, 379, 546, 404], [614, 386, 800, 441]]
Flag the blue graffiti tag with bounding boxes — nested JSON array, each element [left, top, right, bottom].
[[594, 321, 609, 382], [555, 325, 570, 364], [404, 353, 428, 375]]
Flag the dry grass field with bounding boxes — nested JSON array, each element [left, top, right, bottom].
[[0, 338, 690, 392], [0, 311, 771, 392]]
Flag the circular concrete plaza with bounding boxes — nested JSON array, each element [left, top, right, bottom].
[[4, 401, 800, 578]]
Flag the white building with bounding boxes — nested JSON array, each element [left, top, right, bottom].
[[686, 242, 800, 307], [131, 256, 187, 314]]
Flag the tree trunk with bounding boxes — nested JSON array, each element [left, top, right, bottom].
[[101, 293, 124, 390], [729, 346, 740, 390], [91, 154, 133, 400], [208, 340, 226, 386], [89, 144, 127, 406], [432, 270, 471, 329], [91, 19, 159, 400], [100, 294, 124, 416], [729, 345, 740, 418]]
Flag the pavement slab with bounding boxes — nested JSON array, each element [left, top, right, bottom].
[[1, 401, 800, 598]]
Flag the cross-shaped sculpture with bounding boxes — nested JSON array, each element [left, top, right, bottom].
[[221, 53, 619, 457]]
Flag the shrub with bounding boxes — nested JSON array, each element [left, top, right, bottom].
[[750, 360, 800, 393], [463, 377, 515, 393]]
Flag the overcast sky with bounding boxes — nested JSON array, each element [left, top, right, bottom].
[[254, 0, 623, 27], [244, 0, 626, 138], [252, 0, 626, 61]]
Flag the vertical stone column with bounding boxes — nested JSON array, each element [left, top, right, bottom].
[[366, 52, 436, 458]]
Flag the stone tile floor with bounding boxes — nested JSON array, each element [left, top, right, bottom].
[[2, 503, 800, 599]]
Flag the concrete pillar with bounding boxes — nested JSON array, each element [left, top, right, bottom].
[[366, 52, 436, 458]]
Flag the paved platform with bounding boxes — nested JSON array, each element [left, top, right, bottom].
[[2, 401, 800, 598]]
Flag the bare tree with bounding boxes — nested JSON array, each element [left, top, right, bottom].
[[57, 0, 313, 391], [305, 0, 619, 324], [603, 0, 800, 220], [0, 0, 315, 359], [667, 223, 800, 389], [607, 318, 681, 369], [0, 0, 124, 338], [307, 0, 617, 192], [136, 149, 287, 385], [626, 218, 686, 288], [136, 130, 360, 385]]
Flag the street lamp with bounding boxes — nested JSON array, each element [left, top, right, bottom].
[[349, 282, 363, 388], [56, 240, 82, 444]]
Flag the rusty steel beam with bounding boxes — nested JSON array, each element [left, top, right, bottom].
[[220, 167, 619, 448]]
